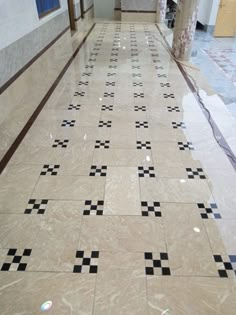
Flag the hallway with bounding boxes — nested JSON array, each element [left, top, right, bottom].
[[0, 22, 236, 314]]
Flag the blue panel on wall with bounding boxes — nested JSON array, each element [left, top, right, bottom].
[[36, 0, 60, 17]]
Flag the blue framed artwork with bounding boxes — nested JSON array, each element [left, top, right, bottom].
[[36, 0, 60, 18]]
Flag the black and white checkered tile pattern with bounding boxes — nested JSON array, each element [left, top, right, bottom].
[[1, 249, 32, 271], [134, 105, 146, 112], [52, 139, 69, 148], [25, 199, 48, 214], [214, 254, 236, 278], [74, 91, 85, 97], [145, 252, 171, 276], [136, 141, 151, 150], [197, 203, 221, 219], [83, 200, 104, 216], [89, 165, 107, 177], [40, 165, 60, 176], [178, 142, 194, 151], [138, 166, 155, 178], [186, 168, 206, 179], [73, 250, 99, 274], [98, 121, 112, 128], [61, 120, 76, 127], [163, 93, 175, 99], [141, 201, 161, 217], [134, 93, 144, 98], [101, 105, 113, 111], [68, 104, 81, 110], [95, 140, 110, 149], [167, 106, 180, 112], [135, 121, 149, 129], [172, 122, 186, 129]]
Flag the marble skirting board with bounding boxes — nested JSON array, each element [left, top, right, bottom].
[[121, 12, 156, 23], [0, 11, 70, 89]]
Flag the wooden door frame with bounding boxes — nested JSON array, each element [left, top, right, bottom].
[[80, 0, 85, 19], [67, 0, 76, 30]]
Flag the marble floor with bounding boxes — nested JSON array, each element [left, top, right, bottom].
[[191, 30, 236, 118], [0, 22, 236, 314]]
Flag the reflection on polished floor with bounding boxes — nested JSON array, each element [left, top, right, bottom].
[[192, 30, 236, 118], [0, 22, 236, 314]]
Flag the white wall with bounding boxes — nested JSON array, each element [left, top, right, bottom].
[[208, 0, 220, 25], [197, 0, 220, 26], [94, 0, 115, 19], [0, 0, 68, 50]]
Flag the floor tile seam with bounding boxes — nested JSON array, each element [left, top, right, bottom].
[[0, 269, 228, 280]]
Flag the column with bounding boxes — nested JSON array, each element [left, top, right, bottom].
[[156, 0, 167, 23], [172, 0, 199, 61]]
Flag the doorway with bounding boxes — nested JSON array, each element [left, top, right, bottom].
[[80, 0, 85, 19], [67, 0, 76, 30], [94, 0, 115, 20], [214, 0, 236, 37]]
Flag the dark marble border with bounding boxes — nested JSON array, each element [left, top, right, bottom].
[[155, 24, 236, 172], [121, 10, 156, 13], [0, 23, 96, 174]]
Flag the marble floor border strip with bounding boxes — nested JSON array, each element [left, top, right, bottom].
[[0, 26, 70, 95], [155, 24, 236, 172], [0, 23, 96, 175]]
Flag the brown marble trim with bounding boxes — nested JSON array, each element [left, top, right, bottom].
[[114, 8, 121, 11], [0, 26, 70, 95], [85, 4, 94, 14], [0, 23, 96, 174], [121, 10, 156, 13], [155, 24, 236, 172], [75, 16, 81, 21]]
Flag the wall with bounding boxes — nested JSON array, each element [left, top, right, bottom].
[[0, 0, 94, 163], [197, 0, 220, 28], [94, 0, 115, 19], [74, 0, 81, 19], [0, 0, 70, 87], [121, 0, 157, 11], [84, 0, 94, 11], [0, 0, 69, 50]]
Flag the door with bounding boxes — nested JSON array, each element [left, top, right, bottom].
[[94, 0, 115, 20], [67, 0, 76, 30], [214, 0, 236, 37], [80, 0, 85, 18]]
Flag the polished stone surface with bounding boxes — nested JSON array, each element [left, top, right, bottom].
[[0, 21, 236, 314]]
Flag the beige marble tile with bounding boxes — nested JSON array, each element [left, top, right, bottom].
[[140, 177, 214, 203], [10, 141, 95, 176], [163, 203, 217, 276], [93, 149, 153, 166], [32, 176, 105, 200], [0, 207, 81, 250], [0, 165, 41, 214], [99, 251, 145, 276], [147, 276, 236, 315], [94, 270, 148, 315], [204, 219, 236, 256], [79, 216, 165, 252], [0, 272, 96, 315], [104, 167, 141, 215]]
